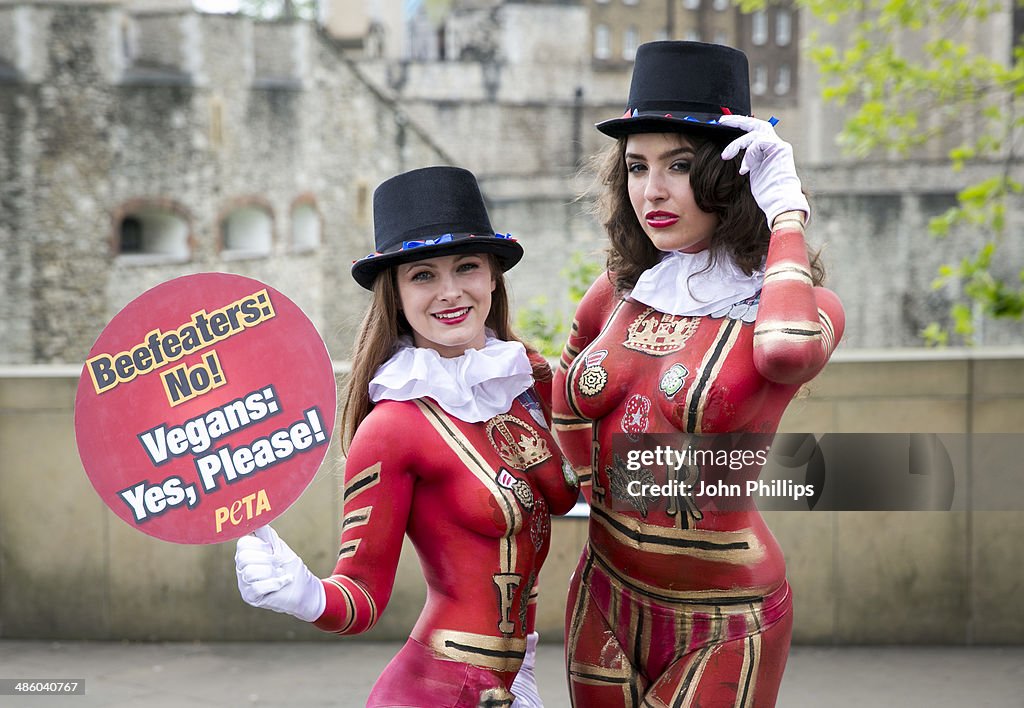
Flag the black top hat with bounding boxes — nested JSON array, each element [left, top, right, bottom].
[[351, 166, 524, 290], [597, 41, 751, 139]]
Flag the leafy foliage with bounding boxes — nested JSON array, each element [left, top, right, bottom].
[[238, 0, 317, 20], [516, 252, 604, 357], [740, 0, 1024, 344]]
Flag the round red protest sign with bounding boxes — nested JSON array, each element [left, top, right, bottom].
[[75, 273, 336, 544]]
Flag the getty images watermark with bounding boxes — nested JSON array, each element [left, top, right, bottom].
[[624, 444, 814, 502], [605, 433, 1024, 512]]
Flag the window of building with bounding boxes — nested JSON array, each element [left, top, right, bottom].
[[1015, 5, 1024, 58], [776, 9, 792, 46], [712, 0, 729, 10], [116, 206, 189, 262], [291, 202, 321, 252], [752, 10, 768, 46], [222, 205, 273, 258], [775, 64, 791, 95], [595, 25, 611, 59], [683, 28, 701, 42], [595, 0, 610, 5], [623, 0, 639, 6], [623, 26, 639, 60], [752, 64, 768, 95], [713, 30, 729, 45], [682, 0, 700, 10]]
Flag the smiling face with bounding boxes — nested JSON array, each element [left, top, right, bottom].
[[625, 132, 720, 253], [396, 252, 496, 358]]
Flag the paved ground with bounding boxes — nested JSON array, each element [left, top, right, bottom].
[[0, 640, 1021, 707]]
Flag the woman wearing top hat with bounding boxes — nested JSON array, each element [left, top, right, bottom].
[[553, 42, 845, 706], [234, 166, 580, 707]]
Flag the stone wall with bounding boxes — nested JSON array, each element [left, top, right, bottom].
[[0, 2, 449, 366], [1, 1, 1021, 370]]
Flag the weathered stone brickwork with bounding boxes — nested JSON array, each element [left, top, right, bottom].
[[1, 1, 1021, 367], [0, 2, 448, 364]]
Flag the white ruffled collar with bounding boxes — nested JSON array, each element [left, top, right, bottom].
[[368, 335, 534, 423], [628, 249, 764, 319]]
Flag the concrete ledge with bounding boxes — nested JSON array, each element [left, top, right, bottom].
[[2, 353, 1023, 643]]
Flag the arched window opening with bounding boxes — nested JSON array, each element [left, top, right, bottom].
[[222, 205, 273, 258], [291, 202, 321, 252], [116, 206, 189, 261]]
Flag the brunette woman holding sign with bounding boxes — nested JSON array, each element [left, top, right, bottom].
[[553, 42, 845, 706], [234, 166, 579, 707]]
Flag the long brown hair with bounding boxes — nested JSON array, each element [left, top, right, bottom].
[[595, 132, 824, 292], [340, 255, 549, 452]]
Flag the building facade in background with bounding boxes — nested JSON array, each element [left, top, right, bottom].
[[1, 0, 1021, 366]]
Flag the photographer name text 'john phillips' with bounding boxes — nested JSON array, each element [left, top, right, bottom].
[[626, 479, 815, 502]]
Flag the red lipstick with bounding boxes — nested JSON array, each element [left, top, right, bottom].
[[645, 210, 679, 228]]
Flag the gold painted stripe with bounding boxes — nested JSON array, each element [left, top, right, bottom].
[[735, 633, 762, 708], [337, 539, 361, 560], [343, 462, 381, 502], [341, 505, 372, 531], [590, 545, 773, 604], [683, 317, 742, 433], [568, 660, 634, 684], [351, 576, 378, 630], [771, 218, 806, 234], [415, 399, 520, 574], [554, 421, 592, 432], [752, 330, 822, 348], [592, 506, 764, 564], [430, 630, 527, 672], [753, 320, 821, 336], [565, 550, 594, 659], [677, 620, 719, 706], [819, 308, 835, 352], [325, 576, 357, 634], [763, 267, 813, 285]]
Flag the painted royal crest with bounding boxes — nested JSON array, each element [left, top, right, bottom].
[[710, 291, 761, 322], [577, 349, 609, 397], [659, 363, 689, 399], [497, 467, 535, 512], [486, 414, 552, 471], [561, 456, 580, 488], [624, 308, 699, 356], [606, 453, 656, 517], [517, 390, 549, 430], [621, 394, 651, 442]]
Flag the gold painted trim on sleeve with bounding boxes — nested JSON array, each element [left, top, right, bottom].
[[771, 218, 806, 234], [763, 264, 813, 285], [325, 576, 357, 634], [341, 505, 372, 531], [337, 538, 361, 560], [343, 461, 381, 502]]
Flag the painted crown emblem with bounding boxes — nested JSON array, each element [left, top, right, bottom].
[[486, 414, 552, 470], [624, 308, 699, 355]]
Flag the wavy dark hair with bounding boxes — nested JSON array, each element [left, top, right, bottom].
[[595, 132, 824, 292]]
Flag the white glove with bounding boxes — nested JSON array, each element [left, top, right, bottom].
[[511, 631, 543, 708], [719, 115, 810, 228], [235, 525, 326, 623]]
